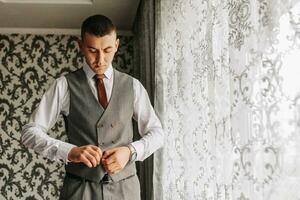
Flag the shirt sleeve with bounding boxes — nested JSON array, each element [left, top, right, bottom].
[[131, 78, 164, 161], [21, 76, 76, 163]]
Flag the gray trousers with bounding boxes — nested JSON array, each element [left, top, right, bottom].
[[59, 174, 141, 200]]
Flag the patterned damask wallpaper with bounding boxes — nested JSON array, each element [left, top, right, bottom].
[[0, 34, 133, 199]]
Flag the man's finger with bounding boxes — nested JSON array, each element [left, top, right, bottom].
[[106, 164, 120, 174], [103, 160, 116, 171], [82, 151, 98, 167], [80, 154, 93, 168], [102, 148, 116, 159], [103, 160, 117, 172], [110, 167, 122, 175], [90, 145, 102, 157], [102, 154, 116, 165], [87, 148, 101, 164]]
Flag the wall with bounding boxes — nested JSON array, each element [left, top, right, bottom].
[[0, 33, 133, 199]]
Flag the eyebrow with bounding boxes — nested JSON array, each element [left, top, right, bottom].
[[87, 45, 97, 50]]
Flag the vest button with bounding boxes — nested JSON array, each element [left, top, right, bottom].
[[110, 123, 114, 128], [112, 141, 115, 144], [98, 124, 104, 128]]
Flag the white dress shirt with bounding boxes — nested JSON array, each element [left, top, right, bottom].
[[21, 63, 164, 163]]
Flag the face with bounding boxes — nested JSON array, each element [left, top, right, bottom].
[[78, 31, 119, 75]]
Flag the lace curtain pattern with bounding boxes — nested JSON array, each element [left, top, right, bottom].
[[154, 0, 300, 199], [0, 34, 133, 199]]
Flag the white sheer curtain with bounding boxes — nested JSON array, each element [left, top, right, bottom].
[[153, 0, 300, 199]]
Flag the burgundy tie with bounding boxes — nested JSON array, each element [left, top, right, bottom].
[[95, 74, 108, 109]]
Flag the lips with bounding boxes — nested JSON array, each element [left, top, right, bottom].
[[95, 64, 105, 68]]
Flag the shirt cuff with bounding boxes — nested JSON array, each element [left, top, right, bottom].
[[130, 140, 145, 161], [57, 142, 77, 163]]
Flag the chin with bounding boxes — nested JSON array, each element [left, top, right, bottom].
[[96, 69, 107, 74]]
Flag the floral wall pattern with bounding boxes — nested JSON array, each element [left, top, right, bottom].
[[0, 34, 133, 199]]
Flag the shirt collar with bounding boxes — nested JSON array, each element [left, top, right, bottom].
[[83, 62, 113, 80]]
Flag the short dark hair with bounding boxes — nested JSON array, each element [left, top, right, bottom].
[[81, 15, 117, 40]]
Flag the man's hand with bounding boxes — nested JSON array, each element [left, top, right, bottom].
[[101, 146, 131, 175], [68, 145, 102, 168]]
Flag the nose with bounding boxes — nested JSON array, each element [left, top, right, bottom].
[[96, 50, 105, 65]]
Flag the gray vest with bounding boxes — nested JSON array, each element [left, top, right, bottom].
[[63, 68, 136, 183]]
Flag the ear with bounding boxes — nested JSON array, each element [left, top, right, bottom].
[[115, 38, 120, 51], [77, 37, 83, 50]]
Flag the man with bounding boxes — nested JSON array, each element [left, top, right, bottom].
[[21, 14, 164, 200]]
